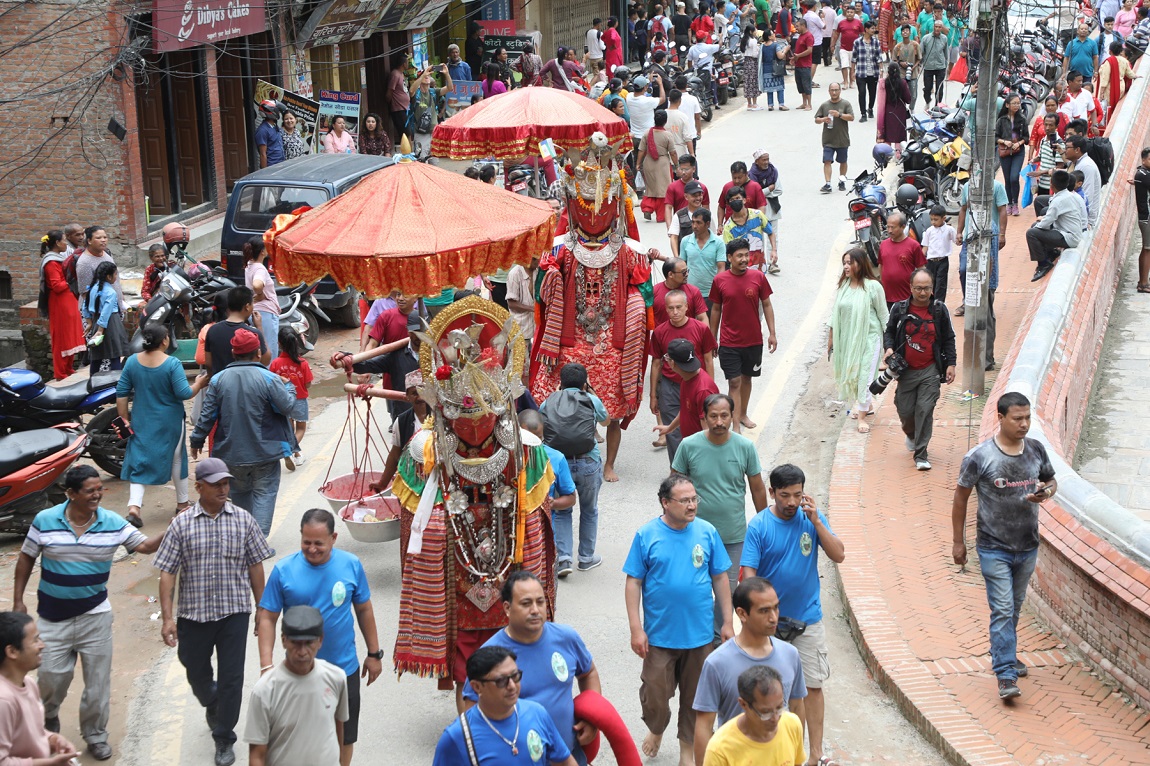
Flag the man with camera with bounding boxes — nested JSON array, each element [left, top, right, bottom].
[[882, 268, 956, 472]]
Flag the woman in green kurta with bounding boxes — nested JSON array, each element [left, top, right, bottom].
[[116, 324, 208, 526], [828, 248, 889, 433]]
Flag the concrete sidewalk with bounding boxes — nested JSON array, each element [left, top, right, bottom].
[[827, 224, 1150, 763]]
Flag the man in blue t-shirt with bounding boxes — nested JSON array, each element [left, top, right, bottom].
[[623, 474, 732, 764], [519, 410, 576, 513], [739, 463, 845, 766], [462, 572, 599, 764], [435, 646, 577, 765], [254, 100, 285, 169], [1062, 23, 1098, 81], [257, 508, 383, 766]]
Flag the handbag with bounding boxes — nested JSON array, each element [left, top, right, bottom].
[[772, 54, 787, 78], [997, 144, 1012, 158], [775, 616, 807, 642]]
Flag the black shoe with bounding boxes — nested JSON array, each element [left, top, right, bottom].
[[860, 113, 868, 123], [998, 677, 1022, 699], [838, 179, 846, 191], [206, 704, 219, 732], [985, 361, 996, 371], [44, 716, 59, 733], [88, 742, 113, 761], [1015, 661, 1029, 678], [215, 742, 236, 766], [1031, 262, 1054, 282]]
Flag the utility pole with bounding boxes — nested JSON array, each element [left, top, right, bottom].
[[962, 0, 1004, 396]]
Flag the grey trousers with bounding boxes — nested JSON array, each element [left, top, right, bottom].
[[894, 365, 941, 462], [38, 610, 114, 744], [657, 376, 683, 465], [714, 541, 743, 640]]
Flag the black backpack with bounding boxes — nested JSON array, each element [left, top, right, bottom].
[[1086, 137, 1114, 186], [543, 389, 597, 458]]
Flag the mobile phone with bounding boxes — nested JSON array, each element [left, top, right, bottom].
[[110, 416, 134, 439]]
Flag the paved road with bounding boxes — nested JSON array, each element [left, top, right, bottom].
[[117, 71, 949, 765]]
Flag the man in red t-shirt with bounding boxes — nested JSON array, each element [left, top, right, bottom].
[[653, 258, 709, 325], [793, 18, 815, 110], [653, 337, 720, 447], [367, 291, 419, 349], [717, 161, 768, 229], [832, 6, 865, 88], [709, 239, 777, 433], [664, 155, 711, 226], [649, 290, 718, 463], [878, 212, 927, 307]]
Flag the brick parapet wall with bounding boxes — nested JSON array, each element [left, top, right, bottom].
[[978, 58, 1150, 710]]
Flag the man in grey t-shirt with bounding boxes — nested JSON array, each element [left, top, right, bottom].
[[814, 83, 855, 193], [951, 392, 1056, 701], [692, 578, 807, 763]]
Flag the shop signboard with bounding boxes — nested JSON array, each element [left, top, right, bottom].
[[477, 20, 515, 36], [375, 0, 452, 32], [254, 80, 321, 153], [298, 0, 387, 48], [152, 0, 268, 52], [317, 90, 362, 146], [481, 34, 534, 63]]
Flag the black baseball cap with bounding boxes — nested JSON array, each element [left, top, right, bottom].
[[684, 180, 704, 195], [667, 338, 701, 373], [283, 606, 324, 641]]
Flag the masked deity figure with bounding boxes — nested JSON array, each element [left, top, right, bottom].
[[390, 296, 556, 689], [530, 132, 653, 430]]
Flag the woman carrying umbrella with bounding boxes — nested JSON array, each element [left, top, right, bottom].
[[637, 110, 678, 222]]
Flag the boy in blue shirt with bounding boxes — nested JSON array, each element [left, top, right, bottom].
[[623, 474, 733, 764]]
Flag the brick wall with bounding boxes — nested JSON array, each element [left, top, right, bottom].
[[980, 81, 1150, 709], [0, 0, 134, 303]]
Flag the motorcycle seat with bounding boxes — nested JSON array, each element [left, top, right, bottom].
[[88, 371, 120, 393], [30, 380, 92, 410], [0, 429, 73, 477], [278, 295, 294, 312]]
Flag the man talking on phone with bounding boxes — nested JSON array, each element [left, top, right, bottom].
[[739, 463, 845, 766]]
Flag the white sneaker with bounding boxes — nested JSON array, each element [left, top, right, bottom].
[[905, 436, 914, 452], [916, 460, 932, 471], [292, 451, 306, 466]]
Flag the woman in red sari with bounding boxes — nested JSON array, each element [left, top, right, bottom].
[[38, 230, 85, 380], [603, 16, 625, 74]]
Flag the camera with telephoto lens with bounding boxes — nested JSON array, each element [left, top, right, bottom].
[[869, 353, 909, 395]]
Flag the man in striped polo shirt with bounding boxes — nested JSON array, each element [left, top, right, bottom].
[[12, 464, 165, 761]]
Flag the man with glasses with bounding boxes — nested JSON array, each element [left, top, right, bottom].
[[701, 666, 805, 765], [654, 258, 709, 326], [883, 268, 957, 471], [461, 572, 600, 764], [434, 646, 577, 765], [624, 474, 733, 763]]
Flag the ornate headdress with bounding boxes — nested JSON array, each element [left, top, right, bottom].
[[558, 131, 625, 215]]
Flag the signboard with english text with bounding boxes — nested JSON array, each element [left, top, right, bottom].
[[152, 0, 268, 53]]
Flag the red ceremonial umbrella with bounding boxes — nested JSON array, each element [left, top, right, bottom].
[[264, 160, 555, 299], [431, 87, 633, 160]]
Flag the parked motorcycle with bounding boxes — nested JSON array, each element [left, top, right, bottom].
[[901, 111, 970, 215], [0, 368, 125, 475], [0, 425, 88, 535], [689, 69, 715, 122], [277, 282, 326, 350]]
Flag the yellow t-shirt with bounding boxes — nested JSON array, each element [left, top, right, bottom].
[[702, 712, 806, 766]]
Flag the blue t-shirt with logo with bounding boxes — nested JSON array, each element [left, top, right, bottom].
[[741, 507, 835, 624], [434, 699, 571, 766], [623, 517, 732, 650], [260, 549, 371, 675], [461, 624, 593, 763]]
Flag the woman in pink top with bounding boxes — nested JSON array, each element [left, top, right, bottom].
[[322, 116, 356, 154], [481, 63, 508, 98], [244, 236, 280, 358], [1115, 0, 1138, 36]]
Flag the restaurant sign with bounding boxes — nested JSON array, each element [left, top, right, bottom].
[[152, 0, 268, 52]]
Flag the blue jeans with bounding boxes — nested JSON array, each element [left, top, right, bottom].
[[978, 547, 1038, 681], [229, 460, 281, 537], [554, 455, 601, 565], [257, 310, 279, 361]]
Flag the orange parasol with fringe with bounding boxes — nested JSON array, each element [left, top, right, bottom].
[[264, 160, 555, 298], [431, 87, 632, 160]]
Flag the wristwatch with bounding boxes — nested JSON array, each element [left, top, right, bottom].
[[366, 649, 384, 660]]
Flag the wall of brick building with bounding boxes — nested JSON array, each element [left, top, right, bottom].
[[0, 1, 134, 303], [978, 77, 1150, 710]]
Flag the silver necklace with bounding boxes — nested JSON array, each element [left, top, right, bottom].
[[476, 703, 519, 755], [66, 503, 96, 533]]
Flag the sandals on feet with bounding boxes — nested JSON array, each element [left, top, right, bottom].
[[1138, 283, 1150, 293]]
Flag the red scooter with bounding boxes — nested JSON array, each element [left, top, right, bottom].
[[0, 425, 89, 535]]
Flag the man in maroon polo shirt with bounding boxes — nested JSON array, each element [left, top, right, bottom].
[[653, 258, 709, 326], [649, 291, 718, 463], [878, 211, 927, 308]]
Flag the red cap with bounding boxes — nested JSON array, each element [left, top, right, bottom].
[[231, 328, 261, 356]]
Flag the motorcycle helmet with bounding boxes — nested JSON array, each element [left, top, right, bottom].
[[162, 221, 190, 255], [258, 99, 280, 117], [871, 143, 894, 169], [612, 64, 631, 81], [895, 183, 921, 209]]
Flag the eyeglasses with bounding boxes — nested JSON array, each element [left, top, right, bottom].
[[669, 495, 699, 506], [675, 268, 689, 276], [741, 700, 786, 721], [478, 669, 523, 689], [910, 285, 933, 292]]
